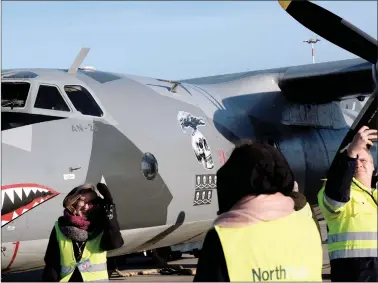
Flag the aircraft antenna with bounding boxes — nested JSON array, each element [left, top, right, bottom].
[[303, 37, 320, 63], [156, 79, 181, 93], [68, 47, 90, 74]]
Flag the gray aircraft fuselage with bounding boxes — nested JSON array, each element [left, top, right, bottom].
[[1, 59, 376, 272]]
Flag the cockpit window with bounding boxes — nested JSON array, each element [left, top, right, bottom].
[[34, 85, 70, 112], [1, 82, 30, 108], [64, 85, 103, 117]]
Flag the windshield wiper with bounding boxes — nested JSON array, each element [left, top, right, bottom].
[[1, 99, 24, 109]]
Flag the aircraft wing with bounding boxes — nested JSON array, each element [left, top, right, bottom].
[[278, 58, 374, 104], [184, 0, 378, 106], [182, 58, 374, 105]]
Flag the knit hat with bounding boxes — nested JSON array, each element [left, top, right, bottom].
[[216, 141, 295, 213]]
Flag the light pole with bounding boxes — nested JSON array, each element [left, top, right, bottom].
[[303, 37, 320, 63]]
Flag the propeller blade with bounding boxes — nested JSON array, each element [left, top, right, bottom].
[[278, 0, 378, 64]]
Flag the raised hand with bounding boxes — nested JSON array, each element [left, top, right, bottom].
[[96, 183, 114, 203], [347, 126, 378, 158]]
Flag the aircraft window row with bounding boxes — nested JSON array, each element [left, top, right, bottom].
[[79, 70, 121, 84], [1, 82, 30, 108], [2, 71, 39, 79], [59, 69, 121, 84], [33, 84, 103, 117]]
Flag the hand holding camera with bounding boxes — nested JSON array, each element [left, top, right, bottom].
[[347, 126, 378, 158]]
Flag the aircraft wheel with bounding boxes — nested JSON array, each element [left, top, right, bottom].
[[151, 247, 171, 267], [170, 251, 183, 260], [192, 249, 201, 258]]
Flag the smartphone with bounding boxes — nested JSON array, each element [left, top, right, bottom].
[[337, 86, 378, 151]]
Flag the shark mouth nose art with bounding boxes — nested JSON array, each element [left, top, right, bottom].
[[1, 183, 60, 227]]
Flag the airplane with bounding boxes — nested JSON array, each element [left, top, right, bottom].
[[1, 0, 377, 275]]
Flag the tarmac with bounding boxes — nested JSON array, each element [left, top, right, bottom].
[[1, 251, 330, 282], [2, 220, 331, 282]]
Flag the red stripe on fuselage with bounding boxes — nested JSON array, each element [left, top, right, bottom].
[[3, 241, 20, 271]]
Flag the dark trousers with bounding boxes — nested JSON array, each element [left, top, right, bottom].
[[107, 257, 118, 277], [330, 257, 378, 282]]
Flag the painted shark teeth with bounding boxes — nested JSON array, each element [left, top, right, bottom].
[[1, 184, 59, 227]]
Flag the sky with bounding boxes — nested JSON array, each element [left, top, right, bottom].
[[2, 1, 377, 80]]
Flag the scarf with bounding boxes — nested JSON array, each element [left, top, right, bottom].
[[213, 192, 295, 228], [58, 209, 102, 242]]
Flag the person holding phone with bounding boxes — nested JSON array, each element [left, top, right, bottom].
[[42, 183, 124, 282], [317, 126, 378, 282]]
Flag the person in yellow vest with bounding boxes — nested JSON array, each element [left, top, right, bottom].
[[317, 126, 378, 282], [42, 183, 124, 282], [194, 141, 323, 282]]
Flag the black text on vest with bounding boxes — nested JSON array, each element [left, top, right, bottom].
[[252, 266, 286, 281]]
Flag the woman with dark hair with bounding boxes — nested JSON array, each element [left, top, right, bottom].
[[42, 183, 124, 282], [194, 141, 322, 282]]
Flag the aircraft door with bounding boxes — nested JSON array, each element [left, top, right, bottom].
[[27, 83, 103, 191], [2, 82, 101, 241]]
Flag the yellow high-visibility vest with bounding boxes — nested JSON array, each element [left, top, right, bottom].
[[317, 178, 377, 260], [215, 212, 323, 281], [55, 221, 109, 282], [297, 202, 313, 218]]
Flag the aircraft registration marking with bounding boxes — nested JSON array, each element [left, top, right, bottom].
[[71, 124, 98, 132]]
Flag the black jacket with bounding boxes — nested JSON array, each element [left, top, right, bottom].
[[42, 203, 124, 282], [193, 228, 229, 282], [323, 151, 378, 282]]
